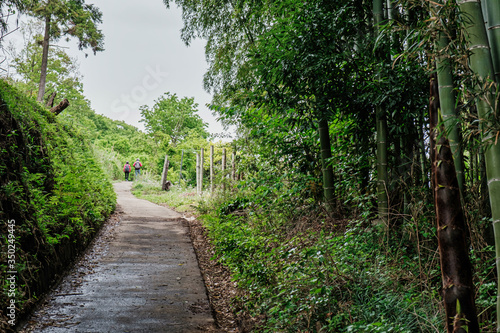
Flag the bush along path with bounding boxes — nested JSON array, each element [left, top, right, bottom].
[[20, 181, 216, 332]]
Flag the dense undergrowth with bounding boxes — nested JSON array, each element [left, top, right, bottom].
[[133, 173, 496, 332], [0, 80, 116, 331]]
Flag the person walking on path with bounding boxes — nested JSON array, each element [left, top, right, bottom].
[[133, 158, 142, 179], [123, 161, 131, 181]]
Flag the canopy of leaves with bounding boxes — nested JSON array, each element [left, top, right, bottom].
[[140, 92, 209, 146], [9, 20, 82, 99], [30, 0, 104, 55]]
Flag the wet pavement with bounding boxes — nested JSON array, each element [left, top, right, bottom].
[[21, 181, 215, 332]]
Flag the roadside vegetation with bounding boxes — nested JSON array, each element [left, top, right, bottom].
[[0, 80, 115, 331], [131, 163, 495, 332]]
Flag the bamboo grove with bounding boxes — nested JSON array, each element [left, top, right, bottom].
[[163, 0, 500, 331]]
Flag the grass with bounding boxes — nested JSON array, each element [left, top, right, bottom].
[[130, 177, 205, 213]]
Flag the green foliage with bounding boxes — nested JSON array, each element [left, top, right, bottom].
[[8, 19, 84, 101], [162, 0, 498, 331], [196, 184, 443, 332], [140, 92, 209, 146], [0, 80, 115, 329], [30, 0, 104, 55]]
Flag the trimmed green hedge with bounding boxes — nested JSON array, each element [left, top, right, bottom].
[[0, 80, 116, 331]]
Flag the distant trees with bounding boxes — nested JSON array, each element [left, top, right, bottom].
[[139, 92, 209, 146]]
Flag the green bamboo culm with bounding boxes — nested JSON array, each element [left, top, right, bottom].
[[373, 0, 389, 222], [435, 32, 465, 196], [457, 1, 500, 330], [318, 117, 335, 212], [484, 0, 500, 81]]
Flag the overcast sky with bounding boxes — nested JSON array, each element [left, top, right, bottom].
[[8, 0, 229, 136]]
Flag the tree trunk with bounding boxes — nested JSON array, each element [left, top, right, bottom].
[[430, 73, 479, 333], [318, 117, 335, 212], [37, 14, 51, 103], [457, 1, 500, 327], [435, 32, 465, 197]]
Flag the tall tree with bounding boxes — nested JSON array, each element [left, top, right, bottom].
[[30, 0, 104, 102], [11, 20, 82, 100]]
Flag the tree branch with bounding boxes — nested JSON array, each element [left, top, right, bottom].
[[50, 98, 69, 115]]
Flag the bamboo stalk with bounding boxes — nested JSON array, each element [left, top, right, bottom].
[[430, 72, 479, 333], [374, 0, 389, 222], [318, 117, 335, 212], [435, 31, 465, 196], [457, 0, 500, 329], [484, 0, 500, 81]]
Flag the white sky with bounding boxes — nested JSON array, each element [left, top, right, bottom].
[[5, 0, 231, 137]]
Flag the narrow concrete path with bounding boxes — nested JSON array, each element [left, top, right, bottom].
[[22, 181, 215, 332]]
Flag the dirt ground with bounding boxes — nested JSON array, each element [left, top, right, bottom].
[[19, 182, 239, 332]]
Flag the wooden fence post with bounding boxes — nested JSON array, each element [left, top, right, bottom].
[[222, 148, 226, 192], [196, 153, 200, 195], [161, 154, 169, 190], [179, 149, 184, 184], [210, 145, 214, 194], [200, 148, 204, 195], [232, 150, 236, 181]]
